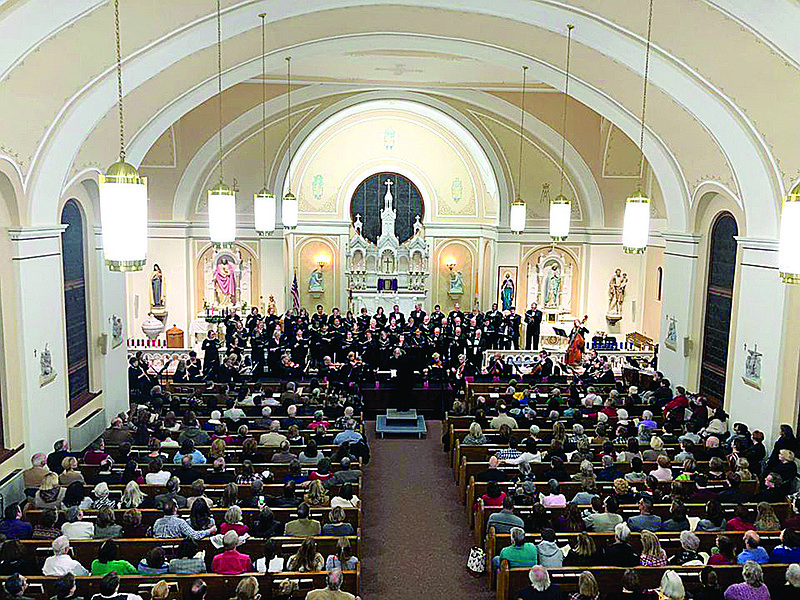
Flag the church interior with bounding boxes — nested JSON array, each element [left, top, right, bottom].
[[1, 1, 800, 599]]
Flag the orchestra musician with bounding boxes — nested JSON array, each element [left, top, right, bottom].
[[524, 302, 543, 350], [566, 316, 589, 365]]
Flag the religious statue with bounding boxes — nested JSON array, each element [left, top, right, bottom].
[[353, 213, 363, 235], [39, 343, 56, 386], [501, 272, 515, 311], [449, 270, 464, 295], [150, 264, 165, 309], [214, 257, 236, 306], [544, 264, 561, 306], [607, 268, 628, 316], [309, 268, 325, 293]]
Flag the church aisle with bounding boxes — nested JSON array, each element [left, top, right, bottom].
[[360, 421, 495, 600]]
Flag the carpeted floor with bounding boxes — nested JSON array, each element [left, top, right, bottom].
[[360, 420, 496, 600]]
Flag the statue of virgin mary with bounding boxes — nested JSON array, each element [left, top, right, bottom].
[[150, 264, 165, 309], [214, 258, 236, 306]]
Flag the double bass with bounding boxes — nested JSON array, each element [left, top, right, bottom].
[[566, 316, 589, 365]]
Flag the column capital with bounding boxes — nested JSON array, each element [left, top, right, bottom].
[[734, 236, 779, 269], [7, 225, 67, 241]]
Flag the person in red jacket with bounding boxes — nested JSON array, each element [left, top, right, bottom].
[[211, 531, 252, 574]]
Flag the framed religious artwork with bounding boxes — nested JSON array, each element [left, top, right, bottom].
[[497, 266, 518, 311]]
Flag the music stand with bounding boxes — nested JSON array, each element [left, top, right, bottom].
[[552, 327, 568, 338]]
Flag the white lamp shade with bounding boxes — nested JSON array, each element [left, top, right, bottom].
[[779, 195, 800, 283], [622, 193, 650, 253], [99, 176, 148, 271], [254, 191, 276, 235], [208, 187, 236, 246], [282, 192, 298, 229], [549, 196, 571, 241], [509, 199, 526, 233]]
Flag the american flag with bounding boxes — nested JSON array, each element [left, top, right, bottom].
[[291, 272, 300, 312]]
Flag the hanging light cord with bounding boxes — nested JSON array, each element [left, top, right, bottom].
[[516, 66, 528, 200], [260, 14, 267, 189], [216, 0, 224, 183], [286, 56, 292, 193], [114, 0, 125, 161], [638, 0, 654, 189], [558, 25, 574, 198]]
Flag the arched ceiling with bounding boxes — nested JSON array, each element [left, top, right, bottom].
[[0, 0, 794, 238]]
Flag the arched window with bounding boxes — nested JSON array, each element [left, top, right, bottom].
[[656, 267, 663, 301], [350, 172, 424, 244], [61, 200, 91, 412], [699, 213, 738, 402]]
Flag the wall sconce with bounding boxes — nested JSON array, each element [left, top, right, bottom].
[[314, 254, 331, 269], [445, 257, 457, 272]]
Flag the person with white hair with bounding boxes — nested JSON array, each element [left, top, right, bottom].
[[307, 569, 358, 600], [43, 536, 89, 576], [211, 530, 252, 574], [669, 531, 703, 565], [515, 565, 564, 600], [784, 563, 800, 594], [22, 453, 50, 491], [723, 561, 769, 600], [495, 527, 538, 572], [334, 420, 363, 445], [259, 420, 287, 447], [658, 570, 685, 600], [603, 523, 639, 567]]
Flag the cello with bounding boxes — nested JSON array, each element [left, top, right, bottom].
[[566, 316, 588, 365]]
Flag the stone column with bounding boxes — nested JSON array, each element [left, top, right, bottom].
[[8, 226, 70, 458], [658, 233, 701, 385]]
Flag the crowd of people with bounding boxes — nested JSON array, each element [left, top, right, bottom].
[[0, 376, 366, 600], [129, 302, 592, 397], [453, 372, 800, 599]]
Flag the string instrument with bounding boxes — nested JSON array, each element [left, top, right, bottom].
[[566, 315, 589, 365]]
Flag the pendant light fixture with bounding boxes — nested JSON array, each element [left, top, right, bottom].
[[281, 56, 298, 229], [550, 24, 575, 242], [207, 0, 236, 248], [509, 65, 528, 234], [253, 13, 276, 236], [98, 0, 147, 272], [622, 0, 655, 253], [779, 183, 800, 283]]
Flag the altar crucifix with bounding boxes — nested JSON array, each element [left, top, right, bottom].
[[382, 253, 394, 273]]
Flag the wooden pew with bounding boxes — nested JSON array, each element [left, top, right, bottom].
[[473, 500, 791, 547], [0, 568, 360, 599], [496, 564, 785, 600], [25, 506, 362, 531]]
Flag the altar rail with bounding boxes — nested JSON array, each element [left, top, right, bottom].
[[481, 349, 655, 375]]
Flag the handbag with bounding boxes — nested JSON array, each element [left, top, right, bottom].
[[466, 545, 486, 577]]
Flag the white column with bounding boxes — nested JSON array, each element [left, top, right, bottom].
[[93, 227, 130, 420], [8, 226, 70, 458], [727, 237, 786, 446], [658, 233, 701, 385]]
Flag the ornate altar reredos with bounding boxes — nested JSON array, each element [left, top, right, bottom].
[[525, 246, 579, 324], [346, 180, 429, 313], [202, 246, 253, 310]]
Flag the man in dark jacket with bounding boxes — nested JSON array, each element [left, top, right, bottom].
[[603, 523, 640, 566]]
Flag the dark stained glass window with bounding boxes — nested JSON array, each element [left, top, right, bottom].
[[61, 200, 91, 413], [699, 213, 738, 403], [350, 172, 424, 244]]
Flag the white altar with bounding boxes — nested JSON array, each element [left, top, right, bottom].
[[526, 246, 578, 336], [346, 180, 430, 312]]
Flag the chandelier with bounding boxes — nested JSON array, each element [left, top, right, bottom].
[[509, 65, 529, 234], [207, 0, 236, 248], [98, 0, 147, 272], [550, 24, 575, 242], [622, 0, 655, 254], [282, 56, 298, 229], [254, 13, 276, 236]]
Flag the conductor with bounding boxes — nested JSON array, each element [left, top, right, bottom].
[[388, 347, 413, 411]]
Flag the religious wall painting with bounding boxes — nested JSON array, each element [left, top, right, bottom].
[[664, 316, 678, 351], [384, 127, 395, 150], [312, 174, 324, 202], [111, 314, 124, 349], [452, 177, 463, 203], [38, 343, 56, 387], [742, 343, 762, 390], [497, 266, 518, 311]]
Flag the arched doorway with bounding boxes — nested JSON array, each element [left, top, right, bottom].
[[699, 213, 739, 402]]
